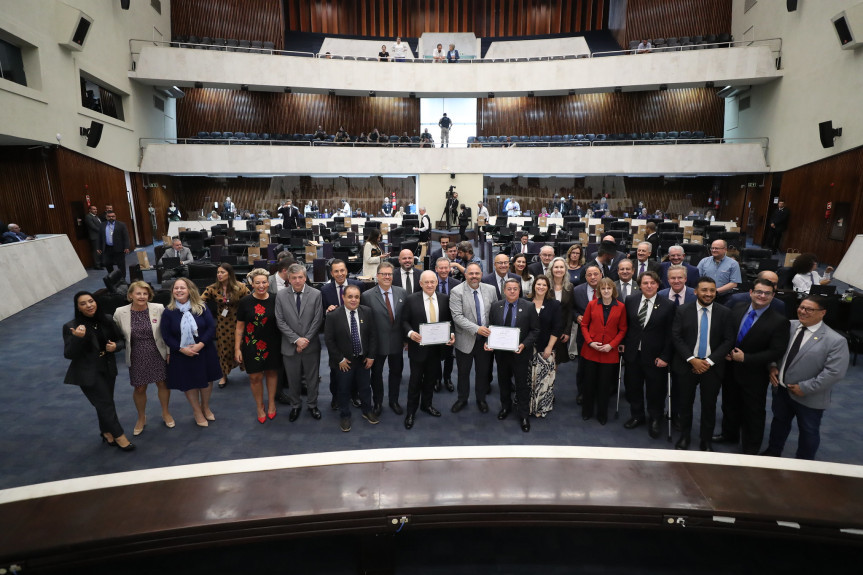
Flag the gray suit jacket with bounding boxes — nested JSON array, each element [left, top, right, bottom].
[[361, 284, 407, 355], [449, 281, 497, 354], [85, 213, 102, 241], [274, 284, 323, 356], [615, 280, 639, 302], [775, 320, 849, 410]]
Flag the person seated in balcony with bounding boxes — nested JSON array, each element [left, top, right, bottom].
[[399, 132, 411, 146], [378, 44, 390, 62], [636, 38, 652, 54], [356, 132, 368, 144], [420, 129, 434, 148], [313, 125, 328, 140], [335, 126, 350, 143], [208, 210, 220, 221], [446, 43, 460, 63], [369, 128, 381, 144], [433, 43, 445, 62]]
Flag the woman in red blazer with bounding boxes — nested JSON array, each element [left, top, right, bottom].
[[580, 277, 628, 424]]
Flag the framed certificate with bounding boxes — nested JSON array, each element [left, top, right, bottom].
[[419, 321, 451, 346], [487, 326, 521, 351]]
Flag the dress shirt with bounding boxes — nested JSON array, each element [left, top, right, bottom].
[[636, 259, 649, 275], [619, 281, 635, 299], [637, 295, 655, 328], [105, 221, 115, 246], [778, 321, 822, 383], [400, 269, 414, 292], [334, 281, 348, 305], [792, 271, 822, 293], [667, 288, 686, 304], [340, 203, 352, 216], [408, 293, 440, 339], [689, 302, 715, 364], [738, 304, 768, 333], [275, 274, 286, 292]]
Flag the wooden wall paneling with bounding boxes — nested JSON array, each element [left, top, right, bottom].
[[171, 0, 285, 49], [622, 0, 731, 46], [281, 0, 608, 37], [176, 89, 420, 140], [0, 147, 64, 244], [477, 88, 724, 138], [777, 146, 863, 266]]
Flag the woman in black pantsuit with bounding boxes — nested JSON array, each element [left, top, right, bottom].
[[63, 291, 135, 451]]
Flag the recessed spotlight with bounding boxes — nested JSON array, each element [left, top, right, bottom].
[[659, 84, 668, 91], [194, 81, 203, 89], [527, 91, 535, 97], [568, 89, 576, 96], [488, 92, 494, 98], [328, 89, 335, 96], [409, 92, 416, 98], [706, 81, 715, 88], [240, 84, 249, 91], [369, 90, 376, 97], [614, 87, 622, 94], [284, 87, 292, 93]]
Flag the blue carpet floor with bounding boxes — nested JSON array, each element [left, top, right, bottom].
[[1, 248, 861, 491]]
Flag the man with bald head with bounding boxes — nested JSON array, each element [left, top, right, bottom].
[[726, 270, 786, 315], [483, 252, 521, 300], [393, 248, 422, 294], [528, 245, 556, 277], [402, 270, 455, 429], [697, 239, 741, 303]]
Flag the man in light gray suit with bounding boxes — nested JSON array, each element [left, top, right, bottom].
[[449, 261, 497, 413], [361, 261, 407, 416], [275, 263, 324, 422], [763, 294, 849, 460]]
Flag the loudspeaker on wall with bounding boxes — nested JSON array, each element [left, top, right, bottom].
[[818, 121, 842, 149], [80, 121, 104, 148]]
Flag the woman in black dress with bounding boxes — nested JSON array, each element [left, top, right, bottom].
[[63, 291, 134, 451], [527, 276, 563, 417], [235, 269, 282, 423]]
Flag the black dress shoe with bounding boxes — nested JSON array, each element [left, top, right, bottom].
[[624, 416, 645, 430], [597, 414, 608, 426], [582, 413, 592, 421], [700, 440, 714, 452], [648, 419, 661, 439], [389, 401, 404, 415], [308, 407, 322, 420], [404, 414, 415, 430], [445, 379, 455, 392], [351, 397, 361, 408], [372, 403, 382, 417], [520, 418, 530, 432], [576, 394, 583, 405], [451, 399, 467, 413], [711, 434, 738, 444], [477, 400, 489, 413], [421, 405, 442, 417], [675, 435, 691, 450], [288, 407, 301, 422], [497, 407, 511, 420], [434, 380, 442, 392]]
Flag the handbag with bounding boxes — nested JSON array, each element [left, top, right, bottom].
[[783, 249, 800, 268]]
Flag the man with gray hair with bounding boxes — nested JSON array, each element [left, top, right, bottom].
[[659, 245, 699, 289], [633, 241, 660, 277], [275, 263, 324, 422], [417, 206, 432, 242]]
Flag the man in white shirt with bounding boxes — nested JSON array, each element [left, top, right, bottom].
[[391, 37, 410, 61], [417, 207, 432, 242], [636, 39, 652, 53], [615, 259, 638, 302], [339, 199, 352, 216], [506, 200, 521, 217]]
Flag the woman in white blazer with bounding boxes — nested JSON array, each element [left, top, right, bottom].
[[113, 281, 173, 435], [362, 228, 383, 279]]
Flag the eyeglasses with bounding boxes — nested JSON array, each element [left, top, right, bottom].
[[797, 306, 825, 313], [751, 290, 774, 297], [377, 272, 393, 277]]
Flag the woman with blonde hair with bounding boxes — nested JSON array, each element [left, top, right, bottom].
[[113, 281, 174, 435], [161, 278, 222, 427], [235, 269, 282, 423], [546, 256, 574, 365], [202, 262, 249, 388]]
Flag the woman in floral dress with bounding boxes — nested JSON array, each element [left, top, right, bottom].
[[235, 269, 282, 423], [202, 262, 249, 388]]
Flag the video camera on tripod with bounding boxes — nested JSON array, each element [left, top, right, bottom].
[[445, 185, 457, 199]]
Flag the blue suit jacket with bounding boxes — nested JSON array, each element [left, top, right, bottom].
[[658, 286, 697, 307], [659, 261, 700, 289], [321, 279, 362, 311]]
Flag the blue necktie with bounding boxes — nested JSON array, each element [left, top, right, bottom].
[[697, 307, 709, 358], [473, 290, 483, 326], [737, 309, 757, 345], [350, 310, 362, 355], [295, 291, 302, 314]]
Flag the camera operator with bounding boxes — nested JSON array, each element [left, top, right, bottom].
[[445, 187, 459, 229]]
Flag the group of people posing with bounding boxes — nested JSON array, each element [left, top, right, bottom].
[[64, 234, 848, 459]]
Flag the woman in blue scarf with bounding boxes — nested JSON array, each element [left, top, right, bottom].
[[161, 278, 222, 427]]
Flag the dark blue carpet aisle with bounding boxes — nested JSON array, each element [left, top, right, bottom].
[[1, 251, 862, 491]]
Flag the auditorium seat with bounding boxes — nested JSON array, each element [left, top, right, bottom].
[[585, 133, 596, 142], [679, 130, 692, 141], [186, 35, 200, 48], [170, 34, 186, 48], [199, 36, 212, 48], [225, 39, 238, 52], [250, 40, 263, 53], [238, 39, 251, 53], [262, 41, 275, 52], [210, 38, 226, 50]]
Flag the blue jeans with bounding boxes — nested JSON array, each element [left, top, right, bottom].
[[766, 385, 824, 460]]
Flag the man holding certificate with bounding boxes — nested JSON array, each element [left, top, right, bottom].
[[486, 278, 539, 432], [402, 271, 455, 429]]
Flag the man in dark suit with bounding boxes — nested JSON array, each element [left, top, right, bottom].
[[449, 262, 497, 414], [444, 192, 459, 229], [278, 199, 301, 231], [644, 222, 660, 260], [428, 234, 452, 263], [657, 264, 697, 307], [725, 270, 786, 316], [615, 259, 639, 302], [766, 199, 790, 254], [361, 262, 407, 415], [324, 284, 379, 432], [393, 248, 422, 295], [621, 270, 675, 438], [97, 211, 130, 278], [510, 233, 536, 257], [528, 245, 556, 278], [84, 205, 102, 269], [573, 263, 602, 403], [435, 257, 461, 392], [632, 241, 661, 278], [486, 278, 539, 432], [671, 276, 736, 451], [762, 295, 849, 460], [483, 253, 520, 300], [714, 278, 791, 454], [274, 264, 324, 422], [659, 245, 700, 289], [581, 241, 619, 282], [402, 270, 454, 429], [321, 259, 362, 409]]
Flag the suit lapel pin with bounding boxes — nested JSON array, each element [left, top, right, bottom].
[[813, 337, 818, 341]]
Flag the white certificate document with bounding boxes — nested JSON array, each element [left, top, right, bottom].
[[419, 321, 451, 346], [487, 326, 521, 351]]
